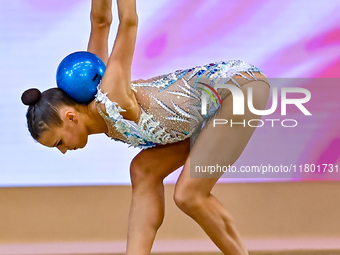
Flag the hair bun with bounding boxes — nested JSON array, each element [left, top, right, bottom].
[[21, 88, 42, 106]]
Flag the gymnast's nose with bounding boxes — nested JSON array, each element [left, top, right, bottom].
[[57, 146, 67, 154]]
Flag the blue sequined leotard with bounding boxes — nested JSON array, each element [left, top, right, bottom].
[[95, 60, 269, 149]]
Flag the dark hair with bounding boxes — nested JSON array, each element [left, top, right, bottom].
[[21, 88, 77, 140]]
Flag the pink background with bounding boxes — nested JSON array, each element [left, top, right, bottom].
[[0, 0, 339, 186]]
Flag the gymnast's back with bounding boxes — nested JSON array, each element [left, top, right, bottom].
[[95, 60, 268, 149]]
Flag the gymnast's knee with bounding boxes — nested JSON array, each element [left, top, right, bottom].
[[129, 157, 160, 189], [173, 185, 203, 215]]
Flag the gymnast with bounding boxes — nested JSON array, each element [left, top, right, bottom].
[[21, 0, 270, 254]]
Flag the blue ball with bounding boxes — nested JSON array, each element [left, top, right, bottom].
[[56, 51, 106, 104]]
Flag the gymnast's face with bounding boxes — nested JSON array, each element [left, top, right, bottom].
[[38, 106, 89, 154]]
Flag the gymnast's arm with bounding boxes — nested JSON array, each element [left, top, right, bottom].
[[87, 0, 113, 65], [99, 0, 139, 117]]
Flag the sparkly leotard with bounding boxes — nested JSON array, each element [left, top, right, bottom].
[[95, 60, 269, 149]]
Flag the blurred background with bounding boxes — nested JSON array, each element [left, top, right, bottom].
[[1, 1, 340, 254], [1, 0, 340, 185]]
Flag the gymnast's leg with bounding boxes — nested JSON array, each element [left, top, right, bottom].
[[174, 80, 270, 255], [127, 139, 190, 255]]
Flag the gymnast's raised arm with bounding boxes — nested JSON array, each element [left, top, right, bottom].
[[99, 0, 139, 117], [87, 0, 113, 65]]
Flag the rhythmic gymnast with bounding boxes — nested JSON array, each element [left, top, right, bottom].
[[21, 1, 270, 254]]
